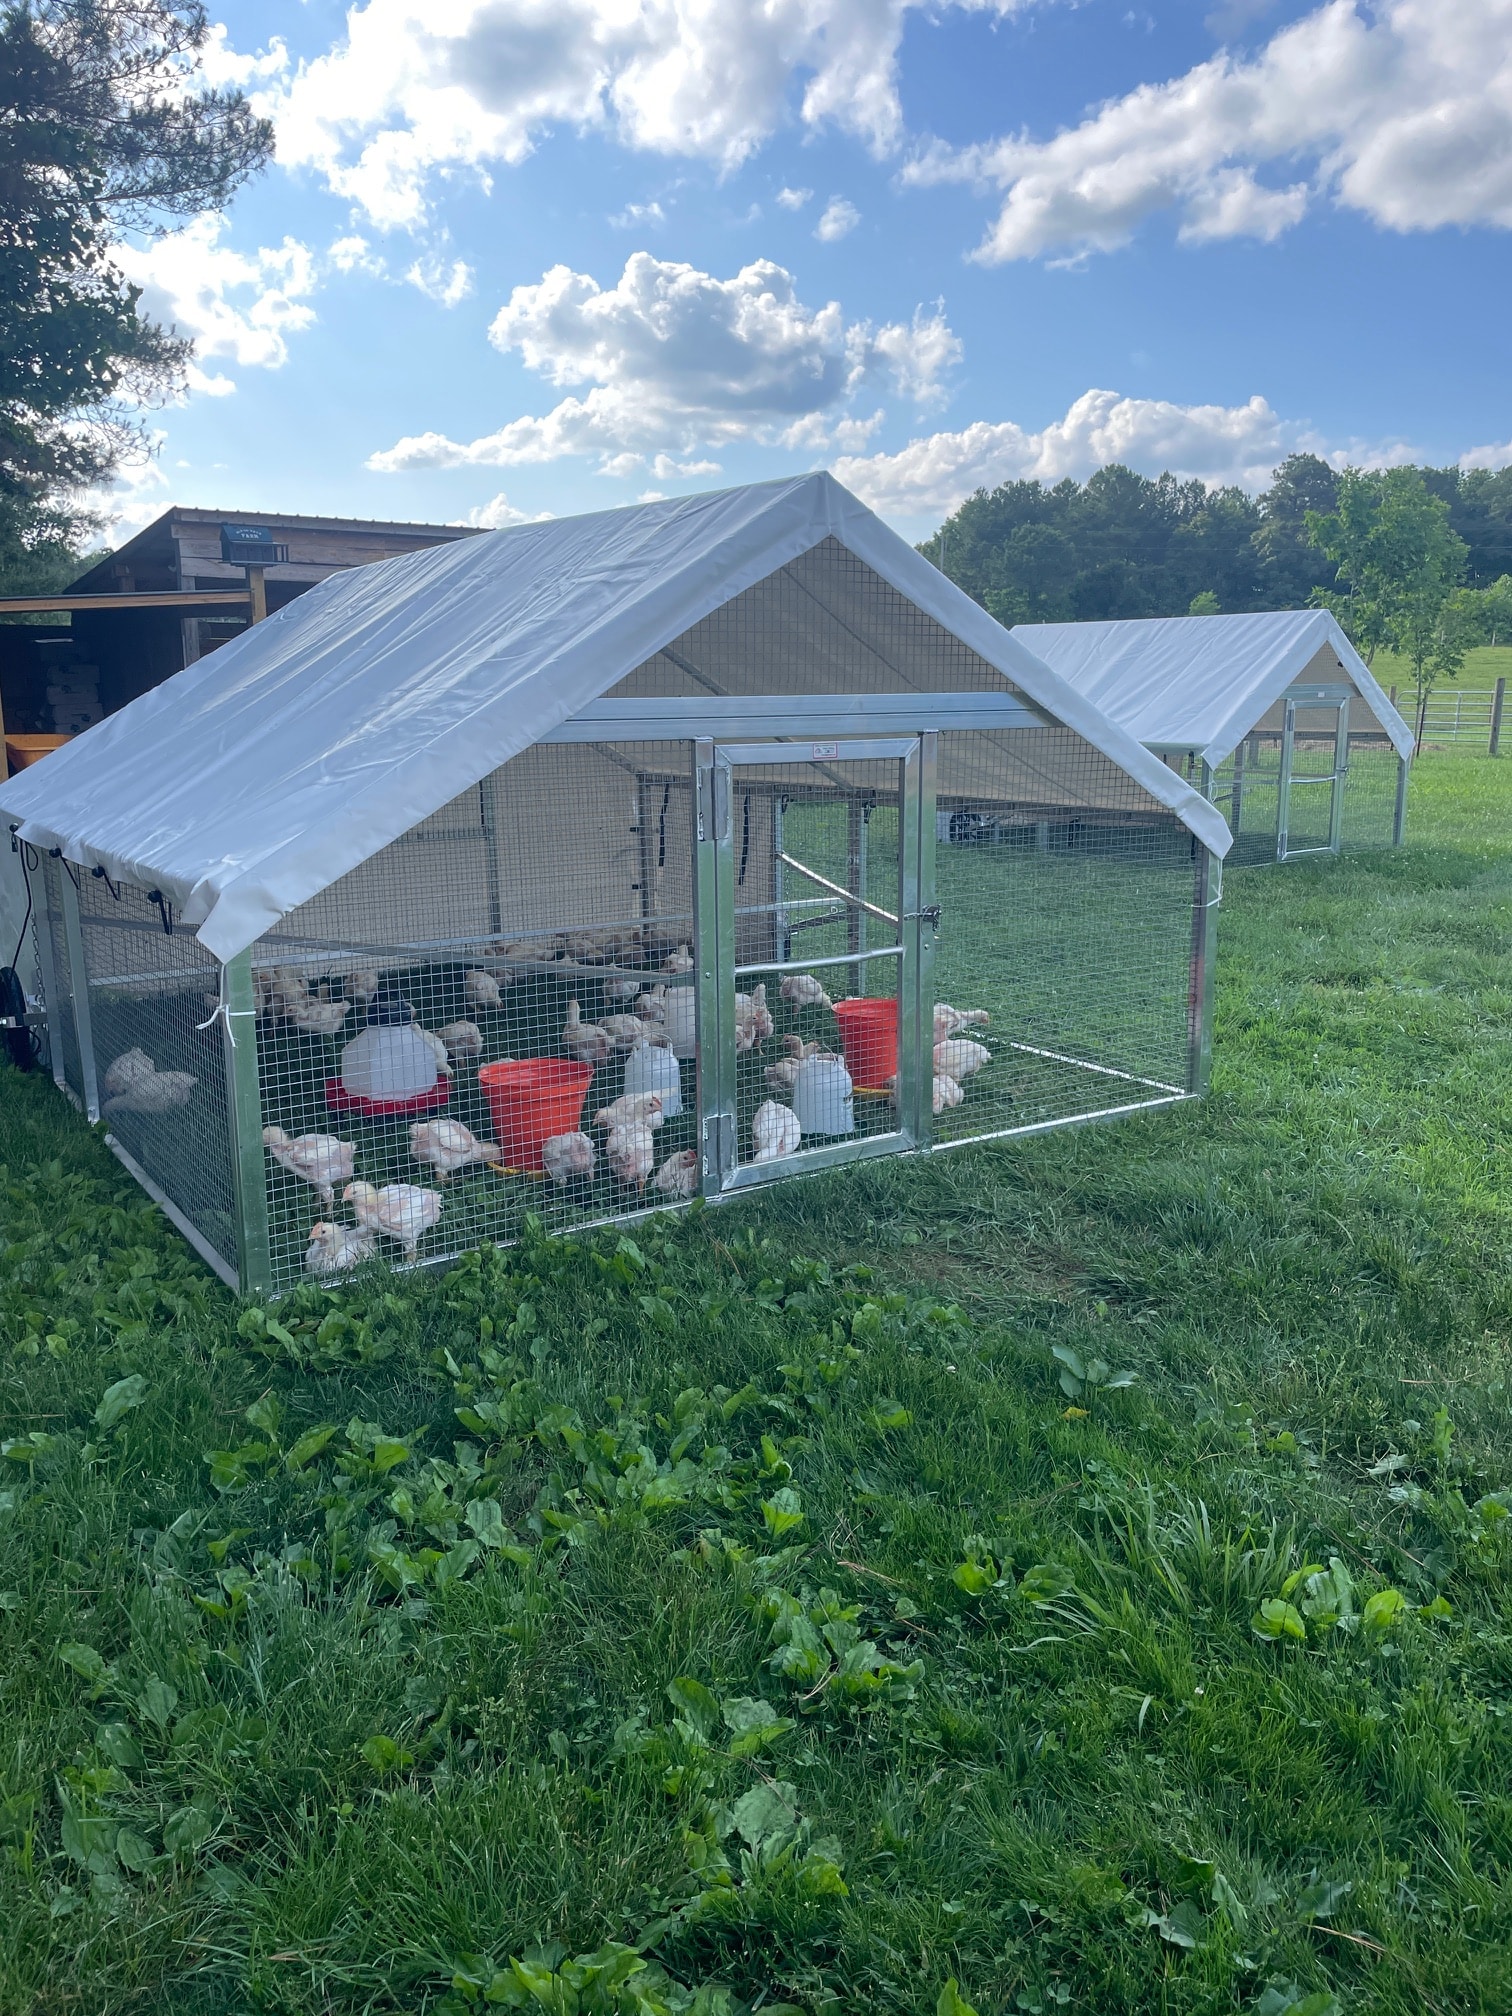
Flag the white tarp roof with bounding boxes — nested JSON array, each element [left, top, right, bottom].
[[0, 472, 1229, 962], [1011, 609, 1414, 769]]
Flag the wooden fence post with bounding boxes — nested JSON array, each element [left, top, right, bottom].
[[1491, 677, 1506, 757]]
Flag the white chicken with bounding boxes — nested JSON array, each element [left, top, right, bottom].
[[561, 999, 614, 1065], [780, 973, 833, 1012], [102, 1069, 196, 1118], [343, 1181, 443, 1261], [437, 1020, 484, 1063], [542, 1131, 597, 1186], [764, 1044, 833, 1093], [651, 1147, 699, 1198], [603, 973, 643, 1004], [262, 1127, 357, 1208], [103, 1047, 155, 1099], [338, 969, 382, 1006], [662, 944, 694, 975], [934, 1002, 991, 1043], [933, 1038, 991, 1080], [633, 985, 669, 1024], [751, 1100, 801, 1162], [304, 1220, 377, 1275], [414, 1028, 455, 1079], [884, 1072, 965, 1116], [593, 1090, 664, 1132], [600, 1012, 651, 1050], [285, 994, 352, 1038], [464, 970, 505, 1011], [604, 1123, 656, 1190], [408, 1119, 502, 1180]]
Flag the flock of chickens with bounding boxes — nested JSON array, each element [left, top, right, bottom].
[[106, 926, 997, 1278]]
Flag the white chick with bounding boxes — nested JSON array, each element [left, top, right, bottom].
[[780, 973, 833, 1012], [604, 1123, 656, 1191], [285, 994, 352, 1038], [603, 973, 643, 1004], [934, 1002, 991, 1043], [593, 1090, 664, 1132], [542, 1131, 597, 1186], [934, 1038, 991, 1081], [764, 1057, 803, 1092], [600, 1013, 651, 1050], [651, 1148, 699, 1198], [340, 969, 382, 1006], [562, 999, 614, 1065], [662, 944, 694, 975], [633, 985, 669, 1024], [343, 1181, 443, 1262], [437, 1020, 483, 1063], [304, 1220, 377, 1276], [886, 1072, 964, 1117], [414, 1027, 455, 1079], [465, 970, 504, 1011], [262, 1127, 356, 1209], [751, 1100, 801, 1162], [103, 1047, 155, 1098], [102, 1070, 196, 1117], [408, 1119, 502, 1181]]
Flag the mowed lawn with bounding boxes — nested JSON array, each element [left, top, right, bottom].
[[1, 753, 1509, 2015]]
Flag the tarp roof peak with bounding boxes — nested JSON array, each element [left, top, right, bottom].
[[1, 473, 1229, 962], [1012, 608, 1414, 767]]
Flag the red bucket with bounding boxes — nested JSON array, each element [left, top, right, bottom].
[[832, 997, 899, 1092], [478, 1058, 595, 1172]]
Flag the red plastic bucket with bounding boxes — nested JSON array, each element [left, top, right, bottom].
[[478, 1058, 595, 1172], [832, 997, 899, 1092]]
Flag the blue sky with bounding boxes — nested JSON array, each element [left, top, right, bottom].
[[114, 0, 1512, 542]]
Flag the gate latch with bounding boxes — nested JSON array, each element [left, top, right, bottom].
[[904, 904, 941, 927]]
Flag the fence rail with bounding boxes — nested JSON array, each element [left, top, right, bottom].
[[1387, 677, 1507, 753]]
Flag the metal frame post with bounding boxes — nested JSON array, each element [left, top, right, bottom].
[[222, 950, 273, 1295], [1491, 676, 1506, 757], [29, 850, 65, 1090], [903, 733, 937, 1146], [692, 739, 735, 1196], [846, 797, 867, 995], [1187, 841, 1221, 1095], [1328, 695, 1350, 853], [1275, 700, 1296, 862], [57, 864, 99, 1120], [1392, 753, 1410, 846]]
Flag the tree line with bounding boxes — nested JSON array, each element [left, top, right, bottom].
[[924, 457, 1512, 742]]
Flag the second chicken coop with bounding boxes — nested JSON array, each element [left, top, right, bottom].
[[2, 474, 1231, 1293]]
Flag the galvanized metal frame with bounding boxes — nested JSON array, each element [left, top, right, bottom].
[[1277, 693, 1350, 861], [542, 692, 1045, 742], [1187, 823, 1221, 1097], [104, 1133, 241, 1290], [700, 733, 923, 1196], [1327, 695, 1351, 852], [221, 950, 274, 1295], [57, 862, 100, 1120], [29, 852, 65, 1092], [1392, 754, 1410, 846]]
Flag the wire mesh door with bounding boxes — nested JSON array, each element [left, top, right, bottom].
[[694, 736, 927, 1192], [1278, 697, 1349, 859]]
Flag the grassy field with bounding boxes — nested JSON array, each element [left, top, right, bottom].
[[1, 752, 1510, 2014]]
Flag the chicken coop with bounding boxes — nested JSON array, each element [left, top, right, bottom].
[[1012, 610, 1413, 867], [1, 475, 1230, 1294]]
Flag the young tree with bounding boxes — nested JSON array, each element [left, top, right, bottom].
[[1478, 574, 1512, 648], [1306, 468, 1470, 747], [0, 2, 274, 588]]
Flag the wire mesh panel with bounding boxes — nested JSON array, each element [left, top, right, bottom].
[[719, 752, 912, 1174], [74, 873, 240, 1273], [1341, 739, 1406, 847], [35, 853, 84, 1105], [249, 740, 700, 1290], [931, 727, 1199, 1143]]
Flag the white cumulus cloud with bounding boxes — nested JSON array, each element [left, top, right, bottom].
[[776, 184, 813, 209], [832, 387, 1419, 517], [367, 252, 961, 474], [907, 0, 1512, 263], [814, 195, 860, 240], [458, 491, 555, 526], [405, 255, 476, 305], [114, 214, 319, 390], [247, 0, 1033, 228]]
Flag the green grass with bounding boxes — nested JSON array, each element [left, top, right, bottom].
[[3, 751, 1512, 2015]]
